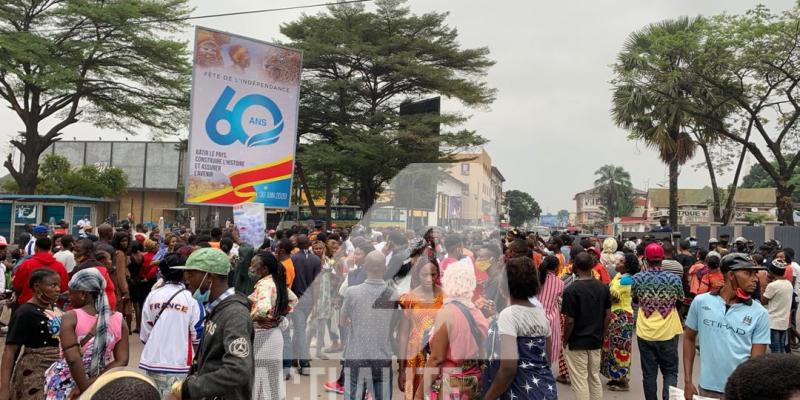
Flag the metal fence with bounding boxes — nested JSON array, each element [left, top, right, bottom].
[[676, 224, 800, 252]]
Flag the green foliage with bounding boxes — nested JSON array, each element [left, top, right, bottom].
[[611, 17, 707, 228], [690, 5, 800, 224], [282, 0, 495, 211], [505, 189, 540, 227], [744, 212, 776, 225], [741, 162, 800, 203], [0, 0, 192, 193], [616, 4, 800, 224], [593, 165, 634, 222], [32, 154, 127, 198]]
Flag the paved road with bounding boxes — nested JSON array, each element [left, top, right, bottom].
[[120, 333, 701, 399], [0, 310, 702, 399]]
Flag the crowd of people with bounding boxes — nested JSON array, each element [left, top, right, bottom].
[[0, 219, 799, 400]]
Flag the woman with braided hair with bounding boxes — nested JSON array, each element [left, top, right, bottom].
[[249, 252, 297, 400], [45, 268, 129, 400]]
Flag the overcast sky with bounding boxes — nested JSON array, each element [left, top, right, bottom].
[[0, 0, 795, 212]]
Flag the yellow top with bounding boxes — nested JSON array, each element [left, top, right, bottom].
[[609, 273, 633, 313], [635, 308, 683, 341]]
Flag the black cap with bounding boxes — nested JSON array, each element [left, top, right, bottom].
[[720, 253, 765, 273], [768, 259, 787, 276]]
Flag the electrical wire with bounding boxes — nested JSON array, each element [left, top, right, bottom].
[[0, 0, 373, 35]]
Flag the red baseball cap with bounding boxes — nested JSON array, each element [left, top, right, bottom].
[[644, 243, 665, 262]]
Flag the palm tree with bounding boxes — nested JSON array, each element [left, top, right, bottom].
[[611, 17, 699, 228], [594, 165, 634, 221]]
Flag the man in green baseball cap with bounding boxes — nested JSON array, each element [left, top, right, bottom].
[[168, 248, 253, 400]]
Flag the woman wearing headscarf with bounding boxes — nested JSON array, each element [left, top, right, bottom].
[[45, 268, 129, 400], [248, 252, 296, 400], [601, 237, 619, 280], [0, 269, 62, 400], [416, 260, 488, 400]]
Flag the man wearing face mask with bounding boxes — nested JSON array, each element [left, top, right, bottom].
[[683, 253, 770, 400], [168, 248, 253, 400]]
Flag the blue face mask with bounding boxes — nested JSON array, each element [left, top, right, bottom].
[[193, 273, 210, 304]]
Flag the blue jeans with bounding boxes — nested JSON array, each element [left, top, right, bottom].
[[638, 336, 679, 400], [290, 307, 311, 368], [770, 329, 788, 353], [343, 360, 392, 400]]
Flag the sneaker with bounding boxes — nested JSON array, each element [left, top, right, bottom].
[[323, 381, 344, 394], [299, 366, 311, 376], [315, 352, 330, 360]]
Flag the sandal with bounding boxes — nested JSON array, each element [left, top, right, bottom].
[[609, 383, 629, 391]]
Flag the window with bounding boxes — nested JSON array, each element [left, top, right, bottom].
[[461, 163, 470, 176]]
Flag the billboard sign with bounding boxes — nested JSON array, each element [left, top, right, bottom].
[[185, 27, 302, 208]]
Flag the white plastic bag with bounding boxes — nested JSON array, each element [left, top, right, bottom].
[[668, 386, 717, 400]]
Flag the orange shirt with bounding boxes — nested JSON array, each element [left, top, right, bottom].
[[533, 253, 542, 269], [282, 258, 296, 287]]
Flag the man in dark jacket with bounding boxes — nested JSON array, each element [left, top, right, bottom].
[[169, 248, 254, 400], [383, 231, 409, 281], [289, 234, 321, 376]]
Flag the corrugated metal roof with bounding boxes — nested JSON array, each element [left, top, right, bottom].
[[0, 194, 108, 202], [647, 188, 776, 208]]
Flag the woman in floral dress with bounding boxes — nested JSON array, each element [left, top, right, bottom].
[[249, 252, 297, 400], [398, 257, 443, 400]]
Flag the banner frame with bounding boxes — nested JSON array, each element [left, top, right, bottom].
[[183, 26, 303, 209]]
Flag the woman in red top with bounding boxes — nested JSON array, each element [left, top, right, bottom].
[[587, 246, 611, 285], [130, 240, 158, 333]]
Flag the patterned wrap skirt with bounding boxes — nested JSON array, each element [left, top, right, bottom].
[[12, 346, 60, 400], [600, 309, 634, 382]]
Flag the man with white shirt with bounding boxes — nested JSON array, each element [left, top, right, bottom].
[[763, 258, 794, 353], [782, 248, 800, 349], [53, 235, 77, 274]]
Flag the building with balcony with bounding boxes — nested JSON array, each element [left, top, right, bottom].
[[574, 187, 647, 227]]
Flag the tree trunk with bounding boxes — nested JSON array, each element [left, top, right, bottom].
[[294, 161, 319, 219], [358, 177, 377, 214], [776, 179, 795, 226], [722, 140, 749, 224], [698, 142, 722, 222], [324, 171, 333, 228], [669, 157, 679, 229], [17, 152, 40, 194]]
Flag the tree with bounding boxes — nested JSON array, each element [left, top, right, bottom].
[[3, 154, 127, 198], [282, 0, 495, 213], [684, 5, 800, 224], [505, 189, 540, 227], [0, 0, 191, 194], [593, 164, 634, 222], [557, 209, 570, 227], [741, 162, 800, 203], [612, 17, 701, 229]]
